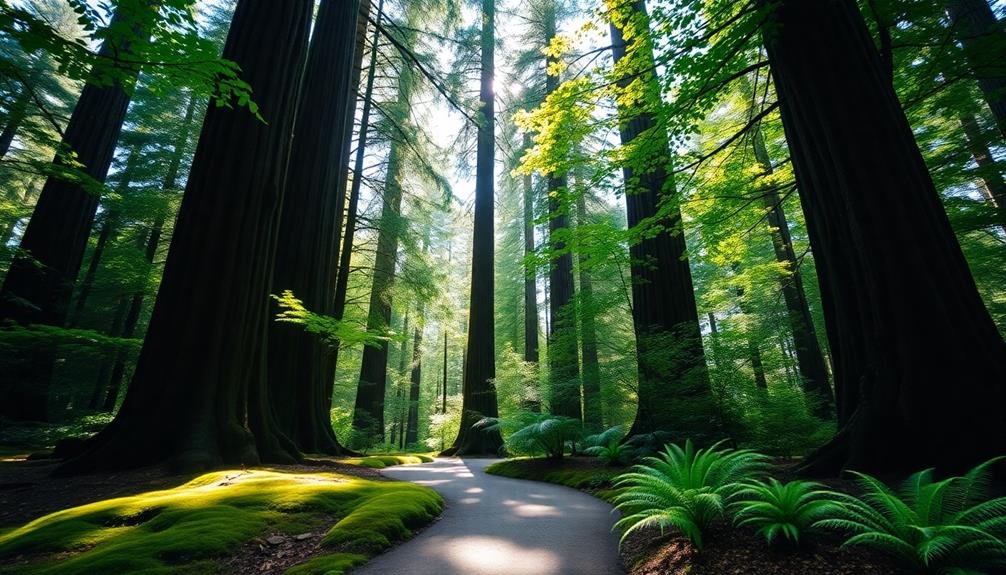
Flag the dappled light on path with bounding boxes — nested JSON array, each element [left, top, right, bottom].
[[354, 458, 624, 575]]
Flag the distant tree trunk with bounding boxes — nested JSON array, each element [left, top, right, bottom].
[[946, 0, 1006, 140], [0, 90, 30, 159], [576, 193, 602, 428], [959, 114, 1006, 233], [59, 0, 315, 474], [87, 296, 128, 410], [0, 5, 154, 422], [609, 0, 711, 439], [544, 4, 581, 420], [268, 0, 359, 456], [405, 316, 422, 445], [446, 0, 504, 456], [351, 55, 414, 444], [328, 0, 382, 399], [523, 133, 540, 368], [763, 0, 1006, 474], [441, 329, 448, 414], [749, 117, 833, 415]]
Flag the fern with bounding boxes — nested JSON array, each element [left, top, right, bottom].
[[814, 457, 1006, 574], [500, 415, 583, 460], [584, 438, 635, 466], [612, 439, 770, 550], [730, 478, 840, 547]]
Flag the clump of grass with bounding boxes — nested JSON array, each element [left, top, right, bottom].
[[0, 469, 442, 574]]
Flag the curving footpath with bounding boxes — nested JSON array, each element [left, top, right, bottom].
[[353, 458, 625, 575]]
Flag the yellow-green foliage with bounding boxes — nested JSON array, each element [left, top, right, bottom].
[[341, 454, 433, 469], [0, 469, 442, 575], [485, 459, 623, 503]]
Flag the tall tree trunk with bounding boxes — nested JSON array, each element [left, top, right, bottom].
[[59, 0, 315, 474], [351, 58, 413, 445], [87, 296, 129, 410], [447, 0, 504, 456], [328, 0, 382, 405], [523, 133, 540, 368], [749, 115, 834, 415], [544, 3, 581, 420], [268, 0, 360, 456], [946, 0, 1006, 141], [959, 114, 1006, 233], [763, 0, 1006, 474], [405, 316, 422, 445], [576, 193, 602, 428], [0, 90, 30, 159], [608, 0, 711, 439], [0, 5, 154, 422]]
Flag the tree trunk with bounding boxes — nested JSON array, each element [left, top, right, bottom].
[[351, 59, 413, 445], [544, 4, 581, 420], [763, 0, 1006, 474], [523, 133, 540, 367], [959, 114, 1006, 234], [405, 317, 422, 445], [576, 193, 602, 428], [608, 0, 711, 440], [0, 5, 154, 422], [268, 0, 359, 456], [447, 0, 504, 456], [749, 116, 834, 415], [946, 0, 1006, 141], [0, 90, 30, 159], [58, 0, 315, 474], [328, 0, 382, 404]]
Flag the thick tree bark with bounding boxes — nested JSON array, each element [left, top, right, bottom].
[[544, 4, 582, 420], [523, 133, 540, 367], [0, 6, 154, 422], [763, 0, 1006, 474], [405, 317, 422, 445], [749, 118, 834, 415], [59, 0, 314, 474], [350, 56, 411, 443], [328, 0, 382, 398], [576, 193, 602, 428], [446, 0, 504, 456], [959, 114, 1006, 234], [267, 0, 359, 456], [946, 0, 1006, 141], [609, 1, 711, 439]]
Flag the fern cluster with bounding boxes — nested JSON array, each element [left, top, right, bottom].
[[500, 415, 583, 460], [815, 457, 1006, 574], [612, 439, 770, 549], [584, 426, 634, 466], [730, 478, 839, 547]]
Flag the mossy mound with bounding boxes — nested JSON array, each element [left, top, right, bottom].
[[341, 453, 434, 468], [485, 458, 624, 503], [0, 469, 442, 575]]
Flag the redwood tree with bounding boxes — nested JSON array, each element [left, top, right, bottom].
[[447, 0, 504, 456], [268, 0, 360, 456], [609, 0, 711, 439], [763, 0, 1006, 474], [59, 0, 315, 473]]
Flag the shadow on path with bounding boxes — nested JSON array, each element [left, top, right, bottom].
[[353, 457, 624, 575]]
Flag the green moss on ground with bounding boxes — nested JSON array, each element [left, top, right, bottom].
[[0, 469, 442, 575], [284, 552, 368, 575], [485, 458, 625, 503], [341, 453, 434, 469]]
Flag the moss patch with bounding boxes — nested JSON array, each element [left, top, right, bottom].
[[341, 453, 433, 469], [0, 469, 442, 575], [284, 552, 368, 575], [485, 458, 625, 503]]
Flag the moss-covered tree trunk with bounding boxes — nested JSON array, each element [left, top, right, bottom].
[[268, 0, 359, 456], [0, 5, 154, 422], [608, 0, 711, 439], [447, 0, 504, 456], [764, 0, 1006, 474], [59, 0, 314, 474]]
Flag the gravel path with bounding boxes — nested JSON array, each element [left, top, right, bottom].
[[354, 457, 624, 575]]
